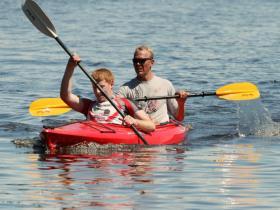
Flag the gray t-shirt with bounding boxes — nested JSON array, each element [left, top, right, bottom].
[[118, 75, 178, 124]]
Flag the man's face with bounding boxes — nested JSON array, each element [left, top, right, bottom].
[[133, 50, 154, 80]]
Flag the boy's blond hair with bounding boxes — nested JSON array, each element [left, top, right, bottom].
[[91, 68, 114, 84]]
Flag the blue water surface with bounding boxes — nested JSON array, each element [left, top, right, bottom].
[[1, 0, 280, 209]]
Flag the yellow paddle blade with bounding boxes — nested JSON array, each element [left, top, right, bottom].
[[29, 98, 71, 116], [216, 82, 260, 100]]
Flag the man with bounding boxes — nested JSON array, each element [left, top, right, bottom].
[[118, 45, 188, 124]]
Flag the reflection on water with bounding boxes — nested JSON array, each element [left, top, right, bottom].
[[215, 144, 261, 208], [19, 143, 268, 209], [28, 146, 187, 209]]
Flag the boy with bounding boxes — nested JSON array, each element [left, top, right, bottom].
[[60, 54, 155, 133]]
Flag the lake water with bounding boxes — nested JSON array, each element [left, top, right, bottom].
[[1, 0, 280, 209]]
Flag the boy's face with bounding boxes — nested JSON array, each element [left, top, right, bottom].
[[93, 80, 113, 102]]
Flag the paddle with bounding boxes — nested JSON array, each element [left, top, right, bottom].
[[29, 82, 260, 116], [22, 0, 149, 145], [135, 82, 260, 101], [29, 98, 71, 117]]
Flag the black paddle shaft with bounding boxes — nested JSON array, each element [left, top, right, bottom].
[[133, 92, 216, 101], [55, 37, 149, 145]]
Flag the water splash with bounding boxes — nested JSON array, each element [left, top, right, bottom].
[[237, 100, 280, 137]]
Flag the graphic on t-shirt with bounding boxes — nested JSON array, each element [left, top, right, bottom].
[[104, 109, 110, 115], [133, 85, 160, 114], [88, 101, 122, 124], [145, 100, 158, 114]]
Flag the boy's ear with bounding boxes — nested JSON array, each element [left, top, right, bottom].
[[111, 80, 114, 86]]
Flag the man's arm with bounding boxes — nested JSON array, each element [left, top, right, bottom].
[[174, 90, 188, 121]]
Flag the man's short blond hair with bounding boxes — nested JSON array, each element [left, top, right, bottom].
[[134, 45, 154, 59]]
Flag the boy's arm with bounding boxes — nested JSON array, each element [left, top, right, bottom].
[[60, 55, 85, 113], [124, 110, 155, 133]]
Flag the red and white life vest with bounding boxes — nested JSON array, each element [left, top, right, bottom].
[[86, 98, 135, 124]]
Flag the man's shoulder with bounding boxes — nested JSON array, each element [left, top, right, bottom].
[[152, 75, 173, 85], [121, 77, 139, 87]]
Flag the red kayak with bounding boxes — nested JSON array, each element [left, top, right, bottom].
[[41, 120, 188, 151]]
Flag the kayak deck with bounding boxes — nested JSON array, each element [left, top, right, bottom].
[[40, 120, 188, 151]]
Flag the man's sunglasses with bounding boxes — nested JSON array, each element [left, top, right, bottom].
[[132, 58, 153, 65]]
